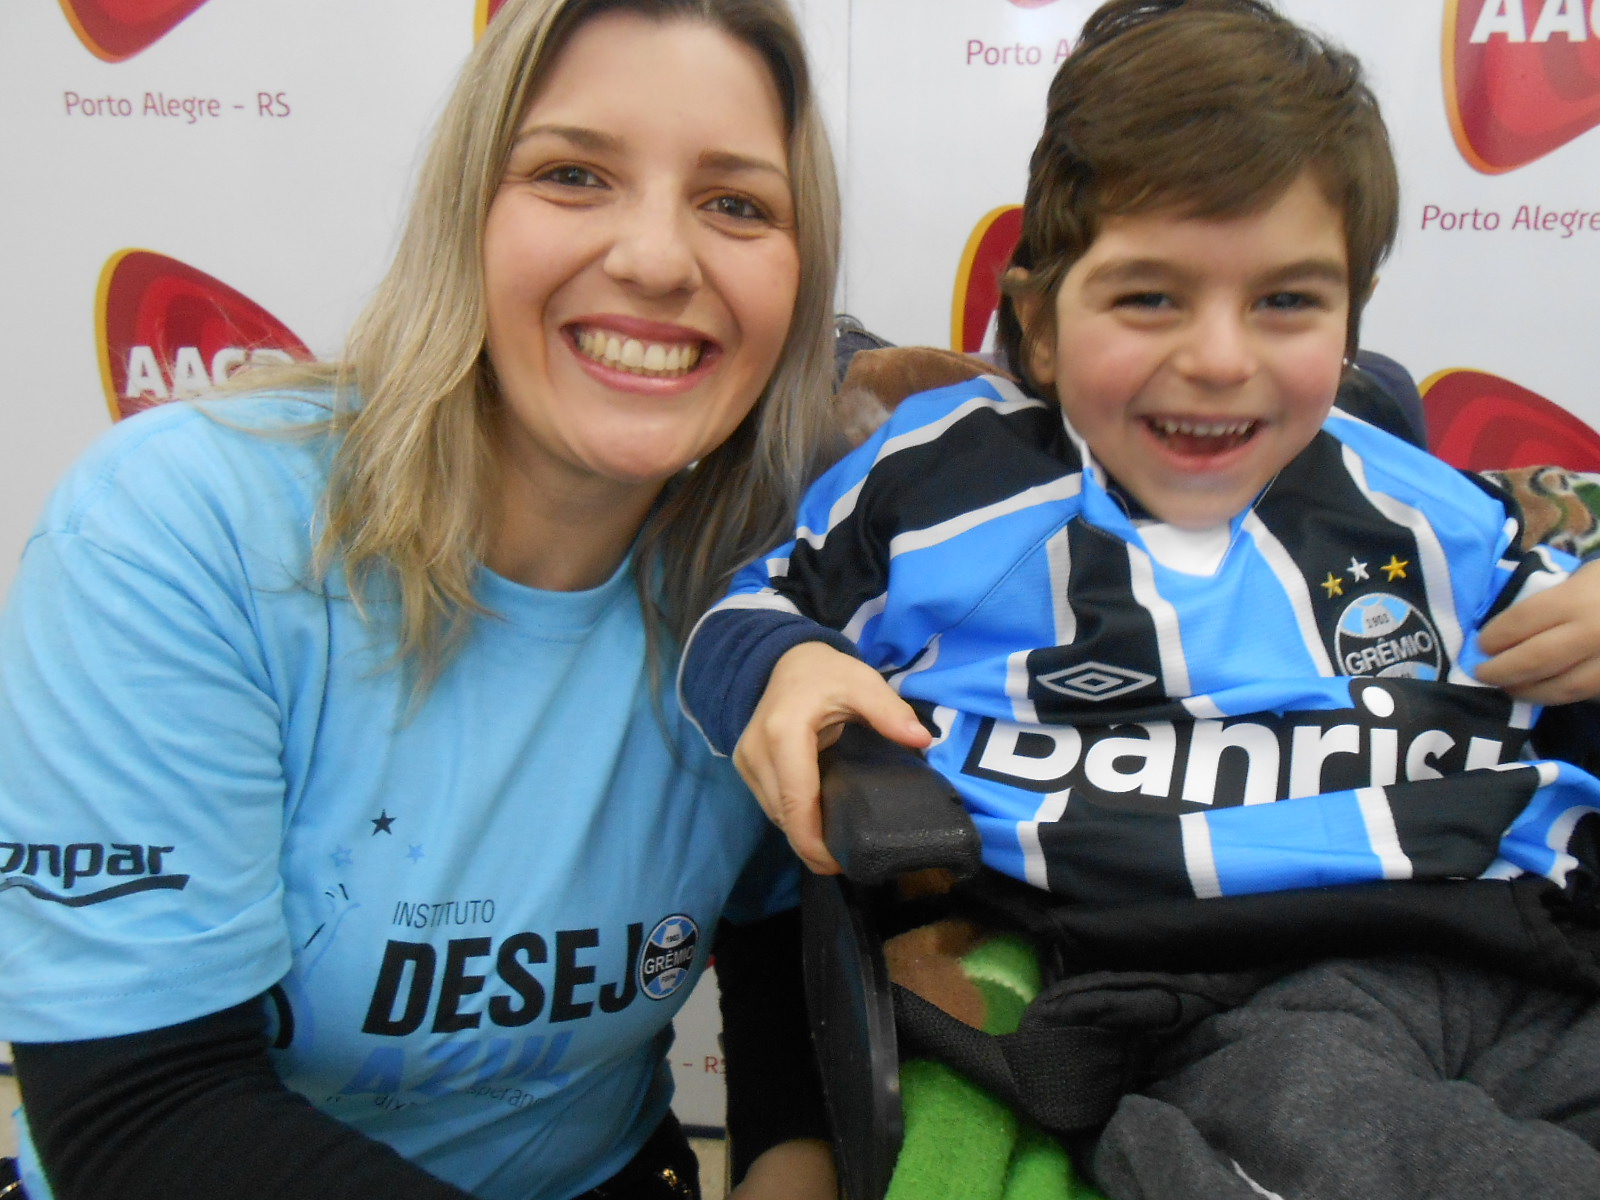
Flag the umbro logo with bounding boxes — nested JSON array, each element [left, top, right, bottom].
[[1036, 662, 1156, 702]]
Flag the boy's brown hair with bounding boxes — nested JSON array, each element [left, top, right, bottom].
[[998, 0, 1399, 395]]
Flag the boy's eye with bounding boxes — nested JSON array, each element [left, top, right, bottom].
[[1114, 291, 1172, 310], [703, 193, 770, 222]]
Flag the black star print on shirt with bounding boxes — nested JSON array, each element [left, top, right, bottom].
[[370, 809, 396, 836]]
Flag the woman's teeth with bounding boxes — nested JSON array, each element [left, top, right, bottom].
[[575, 329, 702, 377]]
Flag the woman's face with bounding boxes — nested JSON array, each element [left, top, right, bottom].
[[482, 11, 800, 507]]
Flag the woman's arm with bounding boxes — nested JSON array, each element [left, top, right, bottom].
[[732, 1141, 837, 1200], [713, 910, 836, 1199], [13, 996, 471, 1200]]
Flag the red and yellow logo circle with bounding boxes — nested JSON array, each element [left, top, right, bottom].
[[1421, 367, 1600, 471], [96, 250, 314, 422], [1444, 0, 1600, 173], [59, 0, 213, 62], [476, 0, 509, 38], [951, 205, 1023, 354]]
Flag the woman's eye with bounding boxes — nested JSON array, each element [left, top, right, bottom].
[[704, 194, 769, 222], [1259, 291, 1319, 311], [536, 165, 603, 189]]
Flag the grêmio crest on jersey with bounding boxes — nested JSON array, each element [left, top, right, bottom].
[[1254, 431, 1451, 682]]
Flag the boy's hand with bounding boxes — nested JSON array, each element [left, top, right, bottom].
[[1477, 559, 1600, 704], [733, 641, 932, 875]]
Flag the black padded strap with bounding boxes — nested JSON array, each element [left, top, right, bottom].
[[953, 873, 1600, 993], [891, 966, 1278, 1135], [891, 985, 1134, 1133]]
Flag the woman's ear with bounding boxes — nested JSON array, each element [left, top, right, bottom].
[[1005, 269, 1056, 388]]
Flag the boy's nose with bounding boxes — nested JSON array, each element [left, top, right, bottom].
[[603, 194, 703, 296], [1175, 309, 1257, 387]]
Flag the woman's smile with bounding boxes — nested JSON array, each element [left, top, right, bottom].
[[570, 326, 706, 378]]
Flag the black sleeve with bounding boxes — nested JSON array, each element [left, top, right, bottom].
[[713, 909, 831, 1184], [11, 996, 473, 1200]]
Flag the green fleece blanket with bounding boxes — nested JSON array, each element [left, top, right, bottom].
[[885, 936, 1106, 1200]]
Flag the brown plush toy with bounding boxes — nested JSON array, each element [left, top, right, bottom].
[[831, 346, 1007, 449]]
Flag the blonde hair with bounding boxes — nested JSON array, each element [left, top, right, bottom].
[[242, 0, 839, 689]]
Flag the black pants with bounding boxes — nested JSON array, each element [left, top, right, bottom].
[[574, 1114, 701, 1200], [1093, 955, 1600, 1199]]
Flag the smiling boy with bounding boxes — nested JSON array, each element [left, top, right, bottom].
[[1022, 170, 1348, 533], [680, 0, 1600, 1194]]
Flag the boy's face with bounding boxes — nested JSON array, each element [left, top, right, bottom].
[[1023, 172, 1351, 531]]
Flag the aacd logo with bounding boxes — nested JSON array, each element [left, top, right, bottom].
[[952, 205, 1023, 354], [1420, 368, 1600, 471], [97, 250, 313, 422], [1445, 0, 1600, 173], [60, 0, 213, 62]]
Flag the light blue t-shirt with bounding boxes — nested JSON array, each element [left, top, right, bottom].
[[0, 394, 792, 1199]]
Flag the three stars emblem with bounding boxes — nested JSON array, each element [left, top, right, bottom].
[[1321, 554, 1408, 596]]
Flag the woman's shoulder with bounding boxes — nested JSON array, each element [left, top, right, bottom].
[[50, 391, 333, 510], [34, 389, 339, 562]]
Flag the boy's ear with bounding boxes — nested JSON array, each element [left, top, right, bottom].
[[1005, 269, 1056, 388]]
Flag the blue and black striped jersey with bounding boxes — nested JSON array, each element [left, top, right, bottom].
[[682, 376, 1600, 905]]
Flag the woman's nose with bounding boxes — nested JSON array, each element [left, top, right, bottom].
[[603, 194, 702, 296]]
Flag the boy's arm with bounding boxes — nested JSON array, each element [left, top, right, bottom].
[[679, 605, 860, 758], [1476, 557, 1600, 704], [684, 380, 1027, 869], [680, 390, 967, 871], [681, 609, 928, 875], [732, 640, 929, 874]]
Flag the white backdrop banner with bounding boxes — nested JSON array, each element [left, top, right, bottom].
[[2, 0, 1599, 1133]]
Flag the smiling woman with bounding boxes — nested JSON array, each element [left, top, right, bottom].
[[481, 13, 802, 591], [0, 2, 840, 1199]]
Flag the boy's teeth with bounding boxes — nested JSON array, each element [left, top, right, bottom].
[[576, 329, 702, 377], [1155, 418, 1255, 437]]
